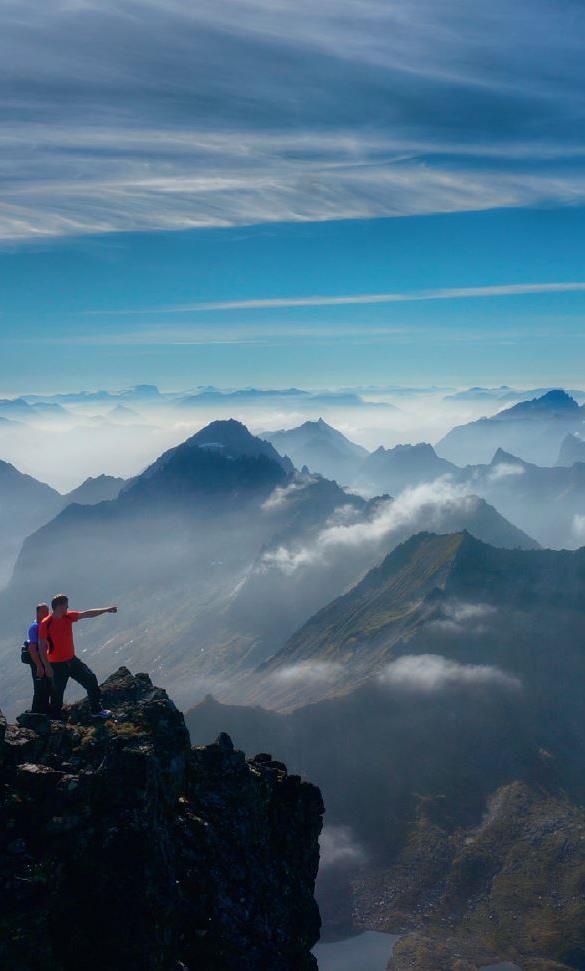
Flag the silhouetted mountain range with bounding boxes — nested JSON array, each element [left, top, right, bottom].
[[437, 389, 585, 464], [445, 385, 585, 404], [0, 398, 68, 420]]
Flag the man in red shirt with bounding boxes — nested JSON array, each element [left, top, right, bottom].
[[39, 593, 118, 720]]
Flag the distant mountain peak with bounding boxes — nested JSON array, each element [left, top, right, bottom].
[[490, 447, 526, 465], [262, 420, 368, 483], [188, 419, 293, 472], [557, 431, 585, 467], [64, 474, 125, 506], [355, 442, 458, 495], [123, 419, 293, 502], [497, 388, 579, 419]]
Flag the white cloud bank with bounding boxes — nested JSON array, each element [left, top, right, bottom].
[[319, 824, 367, 868], [269, 660, 344, 686], [572, 514, 585, 543], [487, 462, 527, 482], [378, 654, 521, 692], [261, 478, 478, 574]]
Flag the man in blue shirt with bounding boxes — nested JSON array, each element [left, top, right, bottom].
[[27, 602, 51, 714]]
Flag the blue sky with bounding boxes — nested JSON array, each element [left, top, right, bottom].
[[1, 0, 585, 392]]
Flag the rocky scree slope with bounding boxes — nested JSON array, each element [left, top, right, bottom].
[[0, 667, 324, 971]]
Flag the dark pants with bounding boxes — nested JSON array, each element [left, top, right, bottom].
[[29, 663, 51, 715], [50, 657, 102, 717]]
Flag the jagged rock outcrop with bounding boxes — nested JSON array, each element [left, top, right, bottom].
[[0, 668, 324, 971]]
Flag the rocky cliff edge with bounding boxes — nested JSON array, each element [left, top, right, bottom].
[[0, 667, 324, 971]]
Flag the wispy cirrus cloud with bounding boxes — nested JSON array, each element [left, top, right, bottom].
[[96, 281, 585, 315], [1, 0, 585, 240]]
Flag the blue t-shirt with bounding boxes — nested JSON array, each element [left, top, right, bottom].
[[27, 621, 39, 645]]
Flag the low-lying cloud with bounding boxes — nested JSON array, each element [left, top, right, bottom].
[[432, 600, 497, 634], [319, 824, 367, 868], [572, 514, 585, 543], [261, 475, 319, 512], [487, 462, 526, 482], [261, 478, 478, 574], [377, 654, 521, 692], [269, 661, 344, 686]]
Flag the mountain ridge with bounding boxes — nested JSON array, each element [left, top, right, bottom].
[[437, 389, 585, 465]]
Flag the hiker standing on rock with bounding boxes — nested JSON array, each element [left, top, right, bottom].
[[39, 594, 118, 720], [25, 602, 51, 714]]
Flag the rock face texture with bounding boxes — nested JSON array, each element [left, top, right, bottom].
[[358, 782, 585, 971], [0, 668, 324, 971]]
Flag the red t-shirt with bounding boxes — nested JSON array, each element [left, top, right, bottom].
[[40, 611, 81, 662]]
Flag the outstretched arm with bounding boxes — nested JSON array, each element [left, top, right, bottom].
[[77, 606, 118, 619]]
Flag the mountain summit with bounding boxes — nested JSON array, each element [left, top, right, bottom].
[[354, 442, 457, 495], [263, 418, 367, 484], [492, 388, 579, 420], [437, 389, 584, 464], [123, 419, 292, 502]]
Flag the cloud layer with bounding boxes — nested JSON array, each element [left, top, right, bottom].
[[2, 0, 585, 239], [261, 478, 478, 573], [319, 824, 367, 868], [378, 654, 521, 692]]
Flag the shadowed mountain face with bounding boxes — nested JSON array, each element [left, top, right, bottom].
[[557, 432, 585, 466], [437, 390, 585, 465], [63, 474, 125, 505], [221, 490, 536, 691], [188, 532, 585, 968], [0, 466, 127, 588], [248, 531, 580, 709], [263, 419, 368, 484], [0, 460, 63, 587], [129, 417, 295, 484]]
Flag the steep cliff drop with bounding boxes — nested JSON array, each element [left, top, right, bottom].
[[0, 668, 324, 971]]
